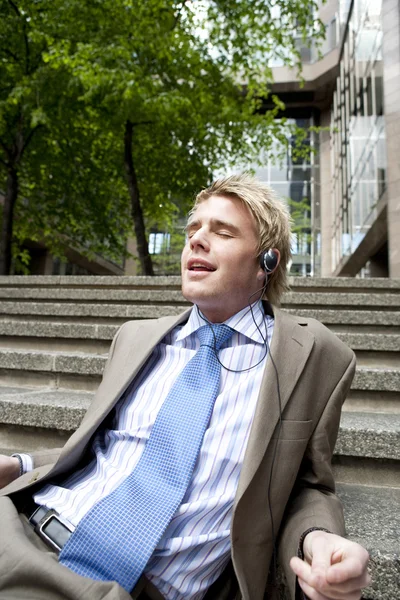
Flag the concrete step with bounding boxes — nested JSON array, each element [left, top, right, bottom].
[[352, 367, 400, 393], [336, 483, 400, 600], [0, 287, 188, 304], [281, 292, 400, 309], [0, 321, 399, 364], [0, 388, 398, 485], [336, 412, 400, 461], [1, 304, 399, 338], [0, 320, 117, 340], [286, 277, 400, 293], [0, 320, 117, 354], [0, 275, 181, 291], [0, 349, 104, 391], [1, 275, 399, 293], [0, 386, 90, 431], [1, 285, 400, 308], [0, 301, 186, 324], [345, 389, 400, 414], [0, 347, 399, 396], [0, 387, 91, 456], [335, 333, 400, 352], [285, 308, 400, 331]]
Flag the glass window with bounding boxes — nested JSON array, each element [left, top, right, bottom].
[[366, 75, 374, 116], [149, 233, 170, 255], [328, 17, 337, 50], [374, 70, 384, 116], [271, 182, 291, 199], [330, 0, 386, 273], [254, 167, 269, 182], [269, 166, 290, 182], [358, 77, 365, 116]]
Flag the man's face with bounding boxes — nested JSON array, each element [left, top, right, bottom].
[[181, 194, 265, 323]]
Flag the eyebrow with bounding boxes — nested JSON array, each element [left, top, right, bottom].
[[185, 218, 241, 235]]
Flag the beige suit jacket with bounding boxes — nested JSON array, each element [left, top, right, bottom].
[[2, 305, 356, 600]]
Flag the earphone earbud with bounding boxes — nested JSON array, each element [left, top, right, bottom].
[[259, 249, 279, 274]]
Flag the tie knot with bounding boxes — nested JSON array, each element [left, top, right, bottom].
[[197, 324, 234, 351]]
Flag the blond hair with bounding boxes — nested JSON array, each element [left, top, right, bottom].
[[191, 173, 292, 306]]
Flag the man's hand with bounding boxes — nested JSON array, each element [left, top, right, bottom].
[[0, 455, 21, 489], [290, 530, 371, 600]]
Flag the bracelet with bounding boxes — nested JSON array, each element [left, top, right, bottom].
[[12, 454, 24, 477]]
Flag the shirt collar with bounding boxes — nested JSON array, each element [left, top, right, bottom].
[[176, 301, 271, 345]]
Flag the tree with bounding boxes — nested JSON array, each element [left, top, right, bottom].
[[0, 0, 324, 275], [0, 0, 47, 274], [0, 0, 132, 274]]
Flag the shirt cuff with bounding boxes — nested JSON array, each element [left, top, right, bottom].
[[11, 453, 33, 475]]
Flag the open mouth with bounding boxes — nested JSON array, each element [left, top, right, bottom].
[[188, 262, 216, 272]]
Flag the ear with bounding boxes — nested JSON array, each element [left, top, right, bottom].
[[257, 267, 266, 281], [258, 248, 281, 278], [269, 248, 281, 274]]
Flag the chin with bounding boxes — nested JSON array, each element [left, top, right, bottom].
[[181, 283, 209, 309], [181, 282, 197, 304]]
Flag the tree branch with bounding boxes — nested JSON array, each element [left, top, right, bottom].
[[0, 47, 19, 62], [23, 22, 30, 74], [0, 137, 11, 161], [18, 124, 44, 160], [7, 0, 21, 17], [7, 1, 30, 73], [124, 119, 154, 276], [171, 1, 189, 31], [131, 120, 154, 127]]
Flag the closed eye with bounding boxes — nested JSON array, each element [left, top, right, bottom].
[[186, 227, 200, 239]]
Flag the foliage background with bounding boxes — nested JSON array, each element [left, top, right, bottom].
[[0, 0, 322, 275]]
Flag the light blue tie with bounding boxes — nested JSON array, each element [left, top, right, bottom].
[[59, 323, 233, 591]]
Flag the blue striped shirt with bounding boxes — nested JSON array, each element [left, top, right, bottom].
[[34, 301, 274, 599]]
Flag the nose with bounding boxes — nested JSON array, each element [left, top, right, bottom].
[[189, 227, 210, 252]]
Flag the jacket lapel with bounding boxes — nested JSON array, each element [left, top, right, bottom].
[[234, 308, 315, 505], [54, 309, 193, 475], [93, 309, 192, 423]]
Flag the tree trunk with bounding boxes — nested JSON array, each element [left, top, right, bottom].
[[124, 120, 154, 276], [0, 167, 18, 275]]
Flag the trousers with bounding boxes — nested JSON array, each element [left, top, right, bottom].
[[0, 497, 163, 600]]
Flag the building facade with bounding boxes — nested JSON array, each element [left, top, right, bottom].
[[261, 0, 400, 278]]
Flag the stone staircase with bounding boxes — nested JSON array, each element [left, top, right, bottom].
[[0, 275, 399, 599]]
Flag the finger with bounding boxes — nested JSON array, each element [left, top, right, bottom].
[[326, 550, 370, 585], [292, 557, 368, 600], [322, 571, 372, 596], [298, 577, 363, 600], [297, 577, 330, 600], [290, 556, 313, 582], [308, 535, 336, 588], [324, 571, 372, 595]]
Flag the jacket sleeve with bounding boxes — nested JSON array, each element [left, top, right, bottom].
[[277, 351, 356, 599]]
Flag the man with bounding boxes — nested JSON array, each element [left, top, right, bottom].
[[0, 174, 370, 600]]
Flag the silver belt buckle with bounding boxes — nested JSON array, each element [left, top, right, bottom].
[[34, 509, 75, 552]]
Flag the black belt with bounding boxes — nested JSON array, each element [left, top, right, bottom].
[[24, 501, 75, 552], [23, 503, 163, 599]]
